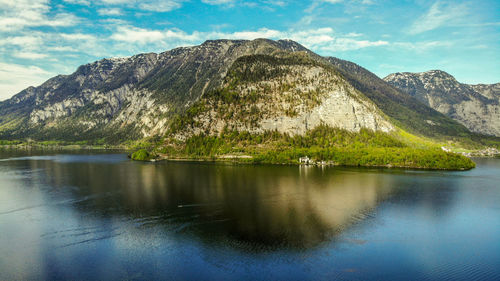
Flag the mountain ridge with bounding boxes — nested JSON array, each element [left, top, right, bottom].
[[327, 58, 473, 139], [1, 39, 308, 141], [1, 38, 477, 144]]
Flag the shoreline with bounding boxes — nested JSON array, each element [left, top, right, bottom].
[[1, 144, 496, 159], [137, 154, 476, 171], [1, 144, 489, 170]]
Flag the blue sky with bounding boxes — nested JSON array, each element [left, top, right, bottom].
[[0, 0, 499, 100]]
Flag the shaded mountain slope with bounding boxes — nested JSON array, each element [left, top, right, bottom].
[[328, 58, 473, 139]]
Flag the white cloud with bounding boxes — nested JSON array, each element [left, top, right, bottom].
[[99, 0, 131, 4], [138, 0, 184, 12], [110, 26, 201, 44], [13, 52, 48, 59], [63, 0, 90, 5], [261, 0, 286, 7], [213, 28, 283, 40], [409, 1, 468, 34], [317, 38, 388, 52], [0, 0, 78, 32], [0, 35, 43, 47], [201, 0, 287, 9], [346, 32, 363, 37], [48, 46, 78, 52], [98, 8, 123, 16], [306, 0, 375, 14], [59, 33, 97, 41], [393, 41, 453, 52], [321, 0, 343, 3], [202, 0, 235, 5], [321, 0, 375, 3], [97, 0, 185, 12], [0, 62, 53, 100], [458, 22, 500, 27], [99, 18, 129, 25]]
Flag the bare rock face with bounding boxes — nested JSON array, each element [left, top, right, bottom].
[[175, 54, 393, 140], [471, 83, 500, 100], [384, 70, 500, 137], [258, 87, 393, 135]]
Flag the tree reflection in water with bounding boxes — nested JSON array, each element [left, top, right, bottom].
[[21, 156, 398, 249]]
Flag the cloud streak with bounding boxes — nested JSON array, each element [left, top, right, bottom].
[[97, 8, 123, 16], [409, 1, 469, 34], [0, 0, 79, 32], [0, 62, 53, 100]]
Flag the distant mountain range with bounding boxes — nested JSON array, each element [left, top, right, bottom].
[[384, 70, 500, 137], [0, 39, 496, 144]]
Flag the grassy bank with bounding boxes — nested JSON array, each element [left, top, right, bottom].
[[151, 126, 476, 170]]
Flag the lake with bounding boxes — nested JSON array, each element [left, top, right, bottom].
[[0, 150, 499, 280]]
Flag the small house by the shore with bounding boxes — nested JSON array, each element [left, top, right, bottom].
[[299, 156, 311, 165]]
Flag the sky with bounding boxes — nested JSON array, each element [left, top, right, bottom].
[[0, 0, 499, 100]]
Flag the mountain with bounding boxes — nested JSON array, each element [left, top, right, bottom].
[[1, 38, 483, 169], [0, 39, 310, 142], [384, 70, 500, 137], [327, 59, 473, 139], [0, 39, 475, 145], [170, 52, 394, 140]]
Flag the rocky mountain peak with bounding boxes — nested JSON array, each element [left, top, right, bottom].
[[421, 69, 454, 78], [384, 70, 500, 136], [417, 70, 461, 89]]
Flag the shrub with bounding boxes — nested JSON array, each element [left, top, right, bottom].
[[131, 149, 154, 161]]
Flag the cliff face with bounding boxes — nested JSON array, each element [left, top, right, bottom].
[[0, 39, 474, 143], [172, 53, 393, 140], [384, 70, 500, 136]]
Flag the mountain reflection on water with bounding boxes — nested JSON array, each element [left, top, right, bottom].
[[1, 151, 499, 281], [2, 152, 395, 249]]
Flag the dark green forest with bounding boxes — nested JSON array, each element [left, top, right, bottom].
[[156, 125, 475, 170]]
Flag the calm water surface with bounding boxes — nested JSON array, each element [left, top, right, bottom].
[[0, 150, 499, 280]]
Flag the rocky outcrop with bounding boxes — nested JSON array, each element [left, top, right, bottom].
[[258, 88, 393, 135], [176, 54, 393, 139], [384, 70, 500, 136], [471, 83, 500, 100]]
